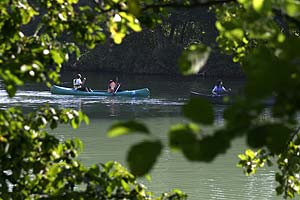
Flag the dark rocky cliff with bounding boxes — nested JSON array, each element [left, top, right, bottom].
[[63, 7, 244, 78]]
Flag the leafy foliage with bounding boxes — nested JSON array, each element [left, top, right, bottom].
[[127, 140, 162, 176], [182, 97, 214, 125], [2, 0, 300, 199], [0, 0, 188, 199], [0, 106, 180, 199], [237, 149, 269, 175], [207, 0, 300, 198], [108, 0, 300, 199], [169, 123, 230, 162], [107, 120, 150, 137]]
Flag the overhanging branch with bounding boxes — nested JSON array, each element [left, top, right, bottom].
[[141, 0, 237, 11]]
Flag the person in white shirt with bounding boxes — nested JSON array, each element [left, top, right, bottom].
[[73, 74, 91, 92]]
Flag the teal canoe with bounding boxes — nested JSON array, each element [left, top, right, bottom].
[[51, 85, 150, 97]]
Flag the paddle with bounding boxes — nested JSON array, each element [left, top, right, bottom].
[[61, 81, 71, 86], [113, 83, 121, 95]]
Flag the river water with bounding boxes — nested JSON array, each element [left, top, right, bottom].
[[0, 72, 282, 199]]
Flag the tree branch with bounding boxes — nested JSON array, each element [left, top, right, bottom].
[[273, 8, 300, 28]]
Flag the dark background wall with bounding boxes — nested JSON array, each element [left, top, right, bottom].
[[60, 6, 244, 77]]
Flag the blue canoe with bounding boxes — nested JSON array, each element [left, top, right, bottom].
[[190, 91, 274, 106], [51, 85, 150, 97], [190, 91, 232, 104]]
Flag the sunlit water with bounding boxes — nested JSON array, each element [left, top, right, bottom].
[[0, 73, 283, 199]]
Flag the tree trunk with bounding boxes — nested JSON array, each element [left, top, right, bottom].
[[155, 25, 166, 48], [168, 24, 176, 43], [180, 22, 188, 44]]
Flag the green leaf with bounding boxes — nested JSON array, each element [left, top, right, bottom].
[[243, 47, 287, 98], [245, 149, 256, 159], [199, 131, 231, 161], [6, 84, 17, 98], [82, 114, 90, 125], [127, 140, 162, 176], [247, 124, 291, 154], [286, 2, 299, 17], [121, 179, 130, 192], [253, 0, 264, 12], [71, 118, 78, 129], [119, 12, 142, 32], [224, 28, 244, 40], [127, 22, 142, 32], [183, 97, 214, 125], [107, 120, 150, 137], [145, 174, 151, 181], [169, 123, 198, 151], [128, 0, 141, 16], [51, 50, 64, 64], [247, 126, 267, 148], [169, 126, 230, 162], [252, 0, 272, 13], [238, 154, 248, 160], [178, 43, 211, 75]]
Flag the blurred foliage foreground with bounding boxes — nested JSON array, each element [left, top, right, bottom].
[[0, 0, 300, 199]]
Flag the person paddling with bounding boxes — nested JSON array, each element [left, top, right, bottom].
[[107, 78, 120, 93], [73, 74, 92, 92], [211, 79, 231, 95]]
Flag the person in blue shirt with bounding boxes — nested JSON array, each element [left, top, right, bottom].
[[212, 79, 231, 95]]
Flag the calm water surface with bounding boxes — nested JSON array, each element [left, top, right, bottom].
[[0, 73, 282, 199]]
